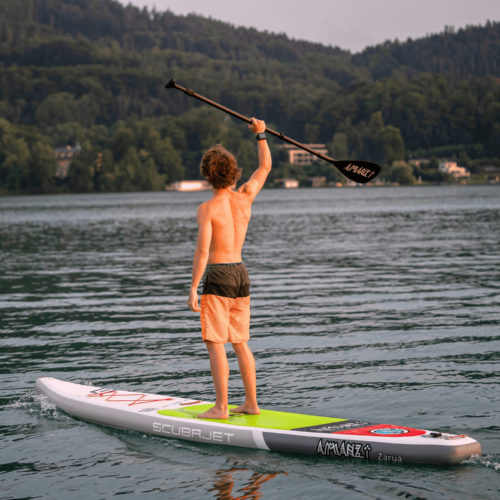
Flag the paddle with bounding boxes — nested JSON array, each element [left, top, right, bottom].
[[165, 78, 380, 184]]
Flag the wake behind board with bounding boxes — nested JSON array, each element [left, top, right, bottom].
[[36, 378, 481, 465]]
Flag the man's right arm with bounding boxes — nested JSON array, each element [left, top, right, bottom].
[[188, 203, 212, 313], [238, 118, 272, 201]]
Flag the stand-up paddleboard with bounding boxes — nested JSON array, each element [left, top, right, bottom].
[[36, 378, 480, 465]]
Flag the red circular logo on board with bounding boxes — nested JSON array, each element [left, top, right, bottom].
[[335, 424, 426, 437]]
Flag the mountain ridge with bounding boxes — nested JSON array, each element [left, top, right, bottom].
[[0, 0, 498, 194]]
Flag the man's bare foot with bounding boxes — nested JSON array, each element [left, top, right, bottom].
[[197, 406, 229, 419], [230, 403, 260, 415]]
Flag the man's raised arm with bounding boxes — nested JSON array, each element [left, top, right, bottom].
[[238, 118, 272, 200]]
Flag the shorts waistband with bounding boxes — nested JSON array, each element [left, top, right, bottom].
[[207, 262, 243, 267]]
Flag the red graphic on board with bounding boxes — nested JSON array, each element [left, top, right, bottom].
[[444, 434, 466, 440], [87, 390, 173, 406], [334, 424, 426, 438]]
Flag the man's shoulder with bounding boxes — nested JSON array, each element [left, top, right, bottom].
[[199, 197, 219, 211], [236, 183, 258, 204], [197, 197, 225, 217], [196, 200, 211, 218], [236, 182, 250, 195]]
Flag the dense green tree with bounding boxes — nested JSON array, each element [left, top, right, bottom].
[[1, 136, 30, 192], [28, 140, 57, 192], [67, 148, 95, 192], [46, 121, 86, 147], [35, 92, 79, 127], [387, 161, 416, 185], [137, 154, 167, 191], [112, 126, 135, 161], [329, 132, 349, 160], [0, 117, 57, 193], [139, 124, 184, 182], [382, 125, 405, 166]]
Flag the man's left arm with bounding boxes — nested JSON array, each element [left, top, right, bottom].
[[188, 204, 212, 313], [238, 118, 272, 200]]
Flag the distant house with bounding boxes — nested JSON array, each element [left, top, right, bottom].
[[275, 178, 299, 189], [438, 160, 470, 179], [283, 144, 328, 166], [169, 180, 211, 191], [55, 144, 81, 179]]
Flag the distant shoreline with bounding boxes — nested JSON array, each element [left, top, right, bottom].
[[2, 182, 499, 198]]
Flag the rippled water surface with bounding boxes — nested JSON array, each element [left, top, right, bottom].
[[1, 186, 499, 499]]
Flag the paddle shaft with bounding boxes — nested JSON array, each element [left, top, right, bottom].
[[165, 78, 380, 183]]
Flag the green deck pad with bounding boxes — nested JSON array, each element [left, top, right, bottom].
[[157, 404, 346, 430]]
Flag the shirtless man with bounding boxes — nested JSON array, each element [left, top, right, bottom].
[[188, 118, 272, 420]]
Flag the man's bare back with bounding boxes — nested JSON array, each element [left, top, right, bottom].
[[201, 188, 251, 264]]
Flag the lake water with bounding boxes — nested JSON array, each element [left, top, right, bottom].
[[1, 185, 499, 499]]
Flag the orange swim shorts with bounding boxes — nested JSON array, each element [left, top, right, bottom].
[[200, 262, 250, 344]]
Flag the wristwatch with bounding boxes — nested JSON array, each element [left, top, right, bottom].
[[255, 132, 267, 141]]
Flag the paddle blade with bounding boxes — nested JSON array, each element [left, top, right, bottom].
[[332, 160, 381, 184]]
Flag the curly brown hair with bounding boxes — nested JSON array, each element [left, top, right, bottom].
[[199, 145, 242, 189]]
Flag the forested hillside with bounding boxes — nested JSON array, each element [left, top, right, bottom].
[[0, 0, 499, 193]]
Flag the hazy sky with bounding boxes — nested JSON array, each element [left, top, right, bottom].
[[123, 0, 499, 52]]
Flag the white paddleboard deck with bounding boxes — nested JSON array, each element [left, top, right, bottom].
[[36, 377, 481, 465]]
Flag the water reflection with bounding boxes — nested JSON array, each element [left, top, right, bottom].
[[209, 466, 286, 500]]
